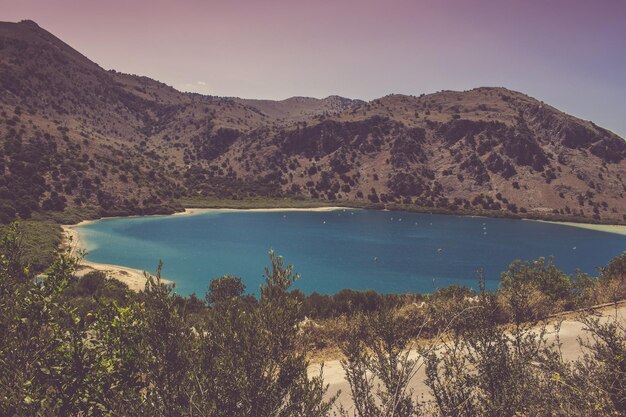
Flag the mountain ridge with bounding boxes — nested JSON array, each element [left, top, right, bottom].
[[1, 20, 625, 223]]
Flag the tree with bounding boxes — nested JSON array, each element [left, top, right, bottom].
[[499, 257, 572, 321], [205, 274, 246, 306], [339, 310, 425, 417], [200, 251, 337, 416]]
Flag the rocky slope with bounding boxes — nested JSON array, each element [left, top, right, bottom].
[[1, 20, 625, 223]]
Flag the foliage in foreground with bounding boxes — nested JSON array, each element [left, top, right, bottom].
[[340, 282, 626, 416], [0, 223, 334, 416], [1, 222, 625, 416]]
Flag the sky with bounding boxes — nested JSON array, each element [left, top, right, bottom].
[[2, 0, 625, 137]]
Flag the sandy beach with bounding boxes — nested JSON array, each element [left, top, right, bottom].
[[62, 206, 352, 291], [528, 219, 626, 236], [177, 206, 355, 215], [62, 222, 160, 291], [72, 260, 154, 291]]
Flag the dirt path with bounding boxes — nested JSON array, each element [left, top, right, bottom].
[[313, 303, 626, 410]]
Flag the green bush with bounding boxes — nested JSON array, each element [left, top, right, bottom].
[[0, 226, 335, 416], [499, 257, 572, 321]]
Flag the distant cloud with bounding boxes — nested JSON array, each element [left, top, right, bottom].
[[176, 81, 211, 94]]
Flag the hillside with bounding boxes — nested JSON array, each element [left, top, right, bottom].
[[1, 20, 625, 223]]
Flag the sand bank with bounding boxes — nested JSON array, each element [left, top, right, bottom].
[[528, 219, 626, 236], [62, 223, 168, 291], [62, 223, 90, 252], [72, 260, 153, 291], [177, 206, 355, 216]]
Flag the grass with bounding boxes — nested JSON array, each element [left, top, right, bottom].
[[30, 206, 102, 225], [0, 221, 64, 274]]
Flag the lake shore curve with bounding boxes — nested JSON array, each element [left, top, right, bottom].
[[63, 206, 353, 291]]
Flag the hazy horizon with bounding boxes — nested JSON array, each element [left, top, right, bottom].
[[2, 0, 625, 137]]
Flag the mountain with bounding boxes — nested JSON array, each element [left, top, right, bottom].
[[234, 96, 365, 125], [1, 20, 625, 223]]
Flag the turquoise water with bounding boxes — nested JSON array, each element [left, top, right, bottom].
[[78, 210, 626, 296]]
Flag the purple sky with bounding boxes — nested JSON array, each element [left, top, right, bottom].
[[2, 0, 625, 137]]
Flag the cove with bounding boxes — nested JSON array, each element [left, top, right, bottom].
[[76, 209, 626, 296]]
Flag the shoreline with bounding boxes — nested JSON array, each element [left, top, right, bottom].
[[62, 206, 352, 291], [62, 206, 626, 291], [178, 206, 355, 215], [525, 219, 626, 236], [72, 260, 153, 292], [62, 223, 163, 291]]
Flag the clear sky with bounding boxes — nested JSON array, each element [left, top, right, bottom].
[[2, 0, 625, 137]]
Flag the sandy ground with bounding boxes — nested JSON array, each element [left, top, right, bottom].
[[528, 219, 626, 236], [62, 206, 351, 291], [313, 302, 626, 410], [178, 207, 355, 215], [71, 260, 153, 291]]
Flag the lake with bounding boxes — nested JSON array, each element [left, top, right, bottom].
[[77, 209, 626, 296]]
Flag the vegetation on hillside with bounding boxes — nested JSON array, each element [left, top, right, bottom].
[[1, 222, 625, 416], [2, 20, 626, 225], [0, 220, 62, 273]]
